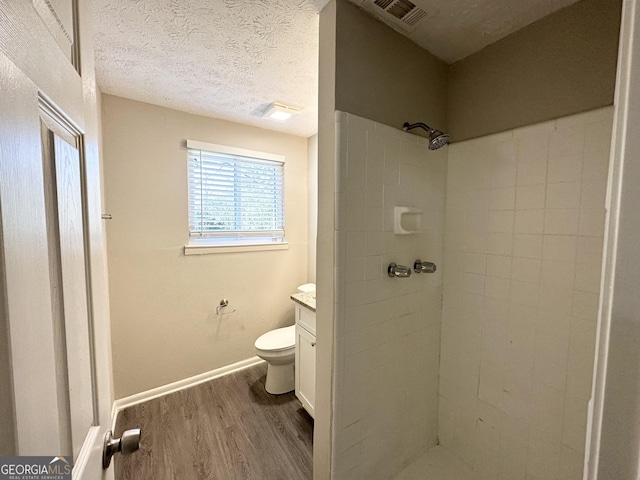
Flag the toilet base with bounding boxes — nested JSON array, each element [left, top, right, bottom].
[[265, 362, 294, 395]]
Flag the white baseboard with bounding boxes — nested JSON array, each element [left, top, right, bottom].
[[111, 356, 265, 428]]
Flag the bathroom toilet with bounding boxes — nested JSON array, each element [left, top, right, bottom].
[[254, 325, 296, 394], [254, 283, 315, 395]]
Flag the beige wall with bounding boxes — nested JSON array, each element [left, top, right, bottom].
[[307, 134, 318, 283], [102, 94, 309, 398], [334, 0, 448, 134], [440, 107, 612, 477], [448, 0, 622, 142]]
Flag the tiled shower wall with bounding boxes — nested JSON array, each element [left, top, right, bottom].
[[332, 112, 447, 479], [439, 107, 613, 479]]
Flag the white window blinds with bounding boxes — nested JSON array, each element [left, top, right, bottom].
[[187, 143, 285, 243]]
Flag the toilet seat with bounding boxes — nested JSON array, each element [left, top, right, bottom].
[[254, 325, 295, 352]]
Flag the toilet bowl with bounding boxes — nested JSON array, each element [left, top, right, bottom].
[[254, 325, 296, 394]]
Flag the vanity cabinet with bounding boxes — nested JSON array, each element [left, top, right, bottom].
[[295, 304, 316, 418]]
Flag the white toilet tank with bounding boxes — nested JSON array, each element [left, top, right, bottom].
[[297, 283, 316, 293]]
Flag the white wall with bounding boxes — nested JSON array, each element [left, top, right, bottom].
[[332, 112, 446, 478], [317, 3, 449, 477], [102, 94, 309, 398], [315, 3, 338, 478], [440, 107, 613, 479]]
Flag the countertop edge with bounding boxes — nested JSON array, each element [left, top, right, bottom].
[[290, 292, 316, 312]]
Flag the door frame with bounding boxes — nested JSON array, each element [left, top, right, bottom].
[[586, 0, 640, 478]]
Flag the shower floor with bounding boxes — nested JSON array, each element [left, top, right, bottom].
[[395, 446, 472, 480]]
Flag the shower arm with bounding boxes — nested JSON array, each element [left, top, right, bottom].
[[403, 122, 435, 134]]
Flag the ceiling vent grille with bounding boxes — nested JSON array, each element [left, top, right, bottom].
[[365, 0, 428, 32]]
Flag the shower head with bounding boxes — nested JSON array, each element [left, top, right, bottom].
[[403, 122, 450, 150], [429, 130, 450, 150]]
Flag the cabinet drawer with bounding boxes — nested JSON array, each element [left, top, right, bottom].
[[296, 305, 316, 335]]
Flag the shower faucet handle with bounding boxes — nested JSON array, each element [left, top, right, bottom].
[[414, 259, 437, 273], [388, 263, 412, 278]]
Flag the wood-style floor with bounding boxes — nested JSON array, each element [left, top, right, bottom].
[[114, 362, 313, 480]]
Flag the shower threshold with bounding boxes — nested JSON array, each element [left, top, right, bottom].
[[395, 446, 472, 480]]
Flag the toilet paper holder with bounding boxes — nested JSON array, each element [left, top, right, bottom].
[[216, 299, 237, 315]]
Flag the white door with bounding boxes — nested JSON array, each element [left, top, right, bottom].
[[0, 1, 114, 479]]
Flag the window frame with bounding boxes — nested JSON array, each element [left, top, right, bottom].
[[184, 139, 287, 255]]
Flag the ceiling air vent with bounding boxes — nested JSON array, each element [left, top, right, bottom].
[[363, 0, 428, 32]]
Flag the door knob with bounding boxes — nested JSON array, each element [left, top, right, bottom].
[[102, 428, 141, 469]]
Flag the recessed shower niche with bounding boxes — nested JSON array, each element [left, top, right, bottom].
[[393, 206, 422, 235]]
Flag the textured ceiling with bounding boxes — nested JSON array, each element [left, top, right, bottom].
[[93, 0, 328, 137], [349, 0, 582, 63], [93, 0, 582, 138]]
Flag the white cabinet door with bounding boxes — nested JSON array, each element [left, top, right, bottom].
[[295, 324, 316, 418]]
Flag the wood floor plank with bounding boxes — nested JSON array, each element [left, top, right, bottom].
[[114, 363, 313, 480]]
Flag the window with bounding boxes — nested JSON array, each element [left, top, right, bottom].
[[186, 140, 285, 252]]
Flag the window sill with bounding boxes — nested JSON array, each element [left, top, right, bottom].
[[184, 242, 289, 255]]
